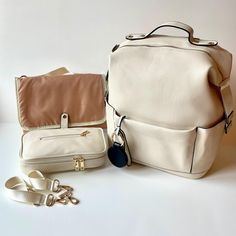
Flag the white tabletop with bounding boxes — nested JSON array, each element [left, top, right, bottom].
[[0, 123, 236, 236]]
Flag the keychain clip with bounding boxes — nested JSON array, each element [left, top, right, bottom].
[[108, 115, 132, 167]]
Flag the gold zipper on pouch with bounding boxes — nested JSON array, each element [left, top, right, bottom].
[[40, 130, 90, 140], [73, 156, 85, 171]]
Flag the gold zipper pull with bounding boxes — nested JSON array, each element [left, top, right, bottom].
[[74, 158, 80, 171], [73, 156, 85, 171], [80, 130, 90, 137]]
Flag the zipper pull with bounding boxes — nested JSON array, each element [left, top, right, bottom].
[[73, 156, 85, 171], [80, 130, 90, 136]]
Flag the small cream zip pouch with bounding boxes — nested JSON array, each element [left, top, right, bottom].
[[20, 125, 107, 173], [15, 67, 107, 173]]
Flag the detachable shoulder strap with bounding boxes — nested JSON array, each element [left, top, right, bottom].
[[5, 170, 79, 206]]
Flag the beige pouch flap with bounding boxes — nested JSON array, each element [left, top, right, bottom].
[[16, 73, 106, 130]]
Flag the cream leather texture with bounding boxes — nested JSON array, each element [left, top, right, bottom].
[[107, 22, 233, 178], [20, 127, 107, 173], [109, 41, 231, 129], [116, 113, 197, 172]]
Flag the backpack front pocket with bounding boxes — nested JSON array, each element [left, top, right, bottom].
[[114, 115, 197, 173]]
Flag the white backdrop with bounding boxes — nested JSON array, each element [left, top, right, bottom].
[[1, 0, 236, 144], [1, 2, 236, 236]]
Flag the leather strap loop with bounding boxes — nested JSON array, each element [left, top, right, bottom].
[[126, 21, 218, 46], [60, 113, 69, 129], [27, 170, 59, 192]]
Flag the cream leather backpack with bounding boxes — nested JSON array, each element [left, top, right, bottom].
[[106, 21, 234, 178]]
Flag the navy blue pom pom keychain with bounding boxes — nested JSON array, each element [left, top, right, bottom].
[[107, 115, 132, 167]]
